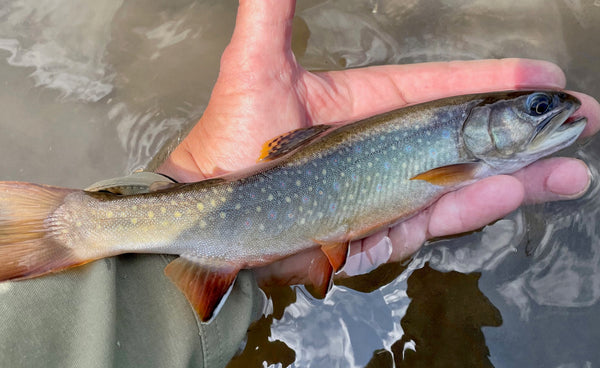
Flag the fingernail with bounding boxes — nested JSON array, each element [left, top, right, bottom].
[[547, 160, 592, 199]]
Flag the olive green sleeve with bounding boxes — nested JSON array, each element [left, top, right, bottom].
[[0, 256, 263, 368]]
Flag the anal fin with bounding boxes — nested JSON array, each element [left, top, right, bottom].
[[258, 124, 334, 162], [164, 254, 240, 322]]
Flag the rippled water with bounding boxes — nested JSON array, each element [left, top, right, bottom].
[[1, 0, 599, 367]]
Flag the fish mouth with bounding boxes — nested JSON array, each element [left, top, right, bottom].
[[526, 103, 586, 155]]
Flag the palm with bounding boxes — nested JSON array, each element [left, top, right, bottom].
[[159, 0, 599, 286]]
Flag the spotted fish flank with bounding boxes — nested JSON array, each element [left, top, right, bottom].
[[0, 91, 587, 322]]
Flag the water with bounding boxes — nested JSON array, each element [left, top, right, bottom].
[[1, 0, 599, 367]]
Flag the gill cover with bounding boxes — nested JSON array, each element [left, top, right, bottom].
[[461, 91, 581, 170]]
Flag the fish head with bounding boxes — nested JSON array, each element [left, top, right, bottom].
[[462, 90, 586, 172]]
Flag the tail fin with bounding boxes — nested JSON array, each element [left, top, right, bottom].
[[0, 181, 83, 281]]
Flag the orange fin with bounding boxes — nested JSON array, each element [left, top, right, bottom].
[[319, 242, 350, 273], [0, 182, 92, 281], [164, 255, 240, 322], [258, 124, 333, 162], [305, 252, 333, 299], [410, 163, 481, 186]]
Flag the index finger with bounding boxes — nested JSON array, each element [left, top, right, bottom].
[[304, 58, 567, 123]]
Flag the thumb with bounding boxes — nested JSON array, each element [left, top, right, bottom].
[[223, 0, 296, 68]]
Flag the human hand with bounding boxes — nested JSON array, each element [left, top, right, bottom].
[[158, 0, 600, 286]]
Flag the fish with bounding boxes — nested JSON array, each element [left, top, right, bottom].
[[0, 90, 587, 322]]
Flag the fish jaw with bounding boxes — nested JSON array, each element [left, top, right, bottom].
[[495, 116, 587, 174], [525, 116, 587, 157]]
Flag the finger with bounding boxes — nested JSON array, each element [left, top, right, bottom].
[[426, 175, 525, 238], [254, 247, 321, 287], [223, 0, 296, 69], [567, 91, 600, 138], [512, 157, 591, 204], [304, 58, 566, 124], [344, 235, 392, 276]]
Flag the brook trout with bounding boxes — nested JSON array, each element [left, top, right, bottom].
[[0, 91, 586, 321]]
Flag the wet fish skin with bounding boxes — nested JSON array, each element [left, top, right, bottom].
[[0, 90, 586, 321]]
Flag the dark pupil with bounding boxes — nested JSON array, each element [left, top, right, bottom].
[[528, 94, 552, 116], [535, 101, 549, 114]]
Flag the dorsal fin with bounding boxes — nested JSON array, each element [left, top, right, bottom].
[[258, 124, 334, 162]]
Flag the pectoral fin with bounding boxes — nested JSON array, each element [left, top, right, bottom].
[[258, 124, 334, 162], [410, 162, 481, 186], [164, 255, 240, 322]]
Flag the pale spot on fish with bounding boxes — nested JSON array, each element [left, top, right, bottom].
[[256, 206, 262, 212], [227, 187, 233, 193], [235, 203, 241, 210], [210, 199, 217, 207], [267, 194, 274, 201], [200, 220, 207, 229], [106, 211, 114, 219], [132, 205, 138, 211], [75, 221, 82, 227], [131, 218, 138, 224], [174, 212, 182, 218], [147, 211, 154, 219], [220, 212, 226, 219], [296, 180, 301, 187], [220, 197, 226, 203], [285, 197, 291, 203], [197, 203, 204, 211]]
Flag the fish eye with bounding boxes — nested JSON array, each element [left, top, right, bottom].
[[525, 93, 553, 116]]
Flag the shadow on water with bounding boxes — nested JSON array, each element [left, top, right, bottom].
[[366, 264, 502, 368], [228, 287, 297, 368], [230, 263, 503, 368]]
